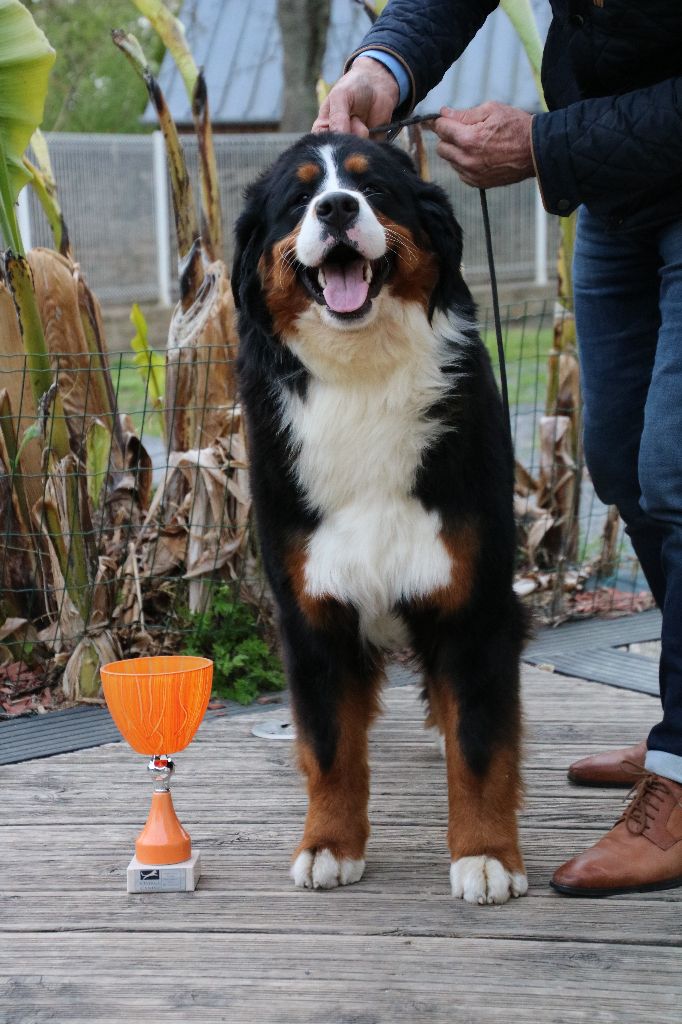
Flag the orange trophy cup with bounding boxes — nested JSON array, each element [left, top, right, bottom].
[[100, 655, 213, 893]]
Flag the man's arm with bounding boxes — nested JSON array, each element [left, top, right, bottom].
[[347, 0, 499, 113], [532, 77, 682, 219], [315, 0, 498, 135], [433, 77, 682, 225]]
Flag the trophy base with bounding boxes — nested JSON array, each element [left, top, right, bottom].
[[126, 850, 202, 893]]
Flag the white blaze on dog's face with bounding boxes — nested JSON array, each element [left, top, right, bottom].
[[295, 145, 387, 328]]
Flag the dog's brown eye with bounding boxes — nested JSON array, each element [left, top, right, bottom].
[[362, 184, 381, 197], [296, 192, 311, 205]]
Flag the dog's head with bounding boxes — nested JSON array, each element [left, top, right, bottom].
[[232, 133, 470, 342]]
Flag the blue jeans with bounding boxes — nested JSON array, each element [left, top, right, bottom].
[[574, 208, 682, 782]]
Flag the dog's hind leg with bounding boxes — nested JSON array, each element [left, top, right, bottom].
[[420, 612, 528, 905], [281, 614, 382, 890]]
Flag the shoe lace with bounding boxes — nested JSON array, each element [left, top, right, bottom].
[[619, 764, 674, 836]]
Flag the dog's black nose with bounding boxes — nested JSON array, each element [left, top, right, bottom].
[[316, 192, 360, 232]]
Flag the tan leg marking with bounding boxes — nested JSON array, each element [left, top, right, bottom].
[[291, 685, 381, 889], [430, 683, 527, 903]]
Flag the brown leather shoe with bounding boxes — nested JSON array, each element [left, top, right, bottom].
[[567, 740, 647, 787], [551, 772, 682, 896]]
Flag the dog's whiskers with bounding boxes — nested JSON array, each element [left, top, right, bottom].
[[277, 246, 300, 288], [384, 228, 418, 265], [383, 226, 418, 254], [387, 238, 418, 262]]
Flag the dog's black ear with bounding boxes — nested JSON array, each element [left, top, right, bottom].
[[416, 180, 472, 316], [231, 186, 266, 319]]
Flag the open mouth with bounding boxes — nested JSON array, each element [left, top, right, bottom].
[[299, 243, 393, 319]]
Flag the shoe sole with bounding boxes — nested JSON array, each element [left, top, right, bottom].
[[566, 773, 633, 789], [550, 875, 682, 898]]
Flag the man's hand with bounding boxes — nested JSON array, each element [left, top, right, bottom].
[[313, 57, 399, 136], [434, 102, 535, 188]]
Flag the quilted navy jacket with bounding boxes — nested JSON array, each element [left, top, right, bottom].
[[349, 0, 682, 232]]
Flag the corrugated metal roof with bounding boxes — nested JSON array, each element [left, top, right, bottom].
[[147, 0, 551, 125]]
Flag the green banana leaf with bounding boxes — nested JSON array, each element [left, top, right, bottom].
[[0, 0, 55, 252], [129, 1, 222, 258], [131, 0, 198, 97], [500, 0, 545, 107]]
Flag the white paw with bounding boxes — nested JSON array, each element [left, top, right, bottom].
[[291, 848, 365, 890], [450, 856, 528, 905]]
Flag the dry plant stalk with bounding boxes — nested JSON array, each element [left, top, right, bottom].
[[113, 26, 245, 615], [0, 283, 43, 509], [133, 410, 250, 616], [1, 247, 155, 697]]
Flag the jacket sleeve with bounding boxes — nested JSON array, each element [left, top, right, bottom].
[[532, 76, 682, 222], [345, 0, 499, 114]]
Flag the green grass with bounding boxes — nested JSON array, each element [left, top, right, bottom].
[[110, 359, 165, 439], [483, 325, 552, 407]]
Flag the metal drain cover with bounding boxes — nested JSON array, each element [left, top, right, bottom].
[[251, 718, 296, 740]]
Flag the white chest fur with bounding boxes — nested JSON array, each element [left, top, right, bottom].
[[280, 304, 462, 642]]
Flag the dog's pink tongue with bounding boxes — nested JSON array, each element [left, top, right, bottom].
[[322, 260, 369, 313]]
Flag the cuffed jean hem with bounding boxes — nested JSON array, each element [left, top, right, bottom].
[[645, 750, 682, 784]]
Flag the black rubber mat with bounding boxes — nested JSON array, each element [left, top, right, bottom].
[[0, 619, 661, 766], [524, 608, 662, 696], [0, 697, 294, 766], [0, 705, 123, 766]]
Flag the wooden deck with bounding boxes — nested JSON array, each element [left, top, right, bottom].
[[1, 666, 680, 1023]]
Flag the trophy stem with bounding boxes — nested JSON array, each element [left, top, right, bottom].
[[135, 754, 192, 865]]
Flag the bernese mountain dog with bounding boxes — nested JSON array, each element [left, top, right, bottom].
[[231, 133, 528, 905]]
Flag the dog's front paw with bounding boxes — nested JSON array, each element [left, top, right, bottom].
[[450, 855, 528, 905], [291, 848, 365, 890]]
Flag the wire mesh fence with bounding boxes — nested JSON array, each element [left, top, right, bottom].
[[23, 132, 557, 306], [1, 293, 654, 717], [26, 134, 160, 304], [482, 299, 649, 614], [2, 128, 654, 715], [0, 334, 270, 712]]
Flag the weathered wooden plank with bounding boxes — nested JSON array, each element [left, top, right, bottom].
[[0, 757, 649, 789], [3, 888, 682, 944], [0, 666, 674, 1024], [7, 825, 677, 900], [0, 788, 637, 828], [0, 934, 679, 1024], [3, 823, 659, 880]]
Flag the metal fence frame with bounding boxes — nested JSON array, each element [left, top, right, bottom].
[[20, 131, 556, 307]]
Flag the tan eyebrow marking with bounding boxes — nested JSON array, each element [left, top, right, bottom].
[[296, 162, 322, 183], [344, 154, 369, 174]]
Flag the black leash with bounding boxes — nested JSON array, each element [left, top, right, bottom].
[[369, 114, 512, 441], [478, 188, 511, 439], [369, 111, 440, 140]]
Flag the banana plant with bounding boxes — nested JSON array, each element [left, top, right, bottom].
[[0, 0, 61, 436], [22, 129, 71, 258], [129, 0, 223, 260], [0, 1, 148, 697], [113, 18, 244, 615], [0, 0, 64, 641], [500, 0, 544, 100]]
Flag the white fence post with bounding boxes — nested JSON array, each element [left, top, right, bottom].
[[17, 187, 32, 251], [534, 184, 548, 287], [152, 130, 172, 307]]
